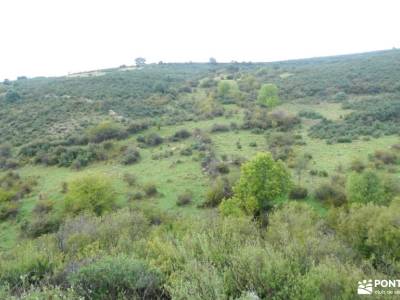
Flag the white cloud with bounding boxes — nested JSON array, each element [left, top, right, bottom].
[[1, 0, 399, 79]]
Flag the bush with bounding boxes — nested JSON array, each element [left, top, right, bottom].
[[373, 150, 398, 165], [289, 186, 308, 199], [120, 147, 140, 165], [138, 133, 163, 147], [68, 255, 164, 300], [123, 172, 136, 186], [63, 174, 116, 216], [180, 148, 193, 156], [216, 162, 230, 174], [350, 158, 365, 172], [21, 215, 61, 238], [176, 190, 193, 206], [131, 191, 144, 200], [126, 121, 149, 134], [346, 170, 386, 205], [314, 183, 346, 206], [0, 202, 19, 221], [170, 129, 191, 142], [87, 121, 127, 143], [143, 183, 158, 197], [0, 144, 11, 158], [211, 123, 230, 133], [32, 199, 54, 215], [203, 177, 234, 208]]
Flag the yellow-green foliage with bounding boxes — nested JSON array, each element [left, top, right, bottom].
[[346, 170, 386, 204], [220, 152, 291, 216], [257, 83, 280, 107], [328, 198, 400, 272], [217, 80, 242, 103], [63, 174, 116, 216]]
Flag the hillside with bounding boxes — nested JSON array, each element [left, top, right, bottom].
[[0, 49, 399, 299]]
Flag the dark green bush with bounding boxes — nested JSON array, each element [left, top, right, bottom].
[[143, 183, 158, 197], [211, 123, 230, 133], [69, 255, 164, 300], [87, 121, 127, 143], [314, 183, 346, 206], [176, 190, 193, 206], [289, 186, 308, 199], [170, 129, 191, 142], [121, 147, 140, 165], [202, 177, 233, 208]]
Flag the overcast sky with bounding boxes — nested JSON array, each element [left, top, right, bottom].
[[1, 0, 399, 80]]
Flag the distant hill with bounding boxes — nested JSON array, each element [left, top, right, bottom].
[[0, 49, 399, 146]]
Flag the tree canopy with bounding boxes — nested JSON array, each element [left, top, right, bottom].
[[220, 152, 291, 217], [257, 83, 280, 107]]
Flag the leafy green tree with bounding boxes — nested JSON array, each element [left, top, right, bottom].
[[220, 152, 291, 216], [135, 57, 146, 66], [217, 80, 241, 103], [257, 83, 279, 107], [64, 174, 116, 215], [209, 57, 217, 64], [346, 170, 385, 204]]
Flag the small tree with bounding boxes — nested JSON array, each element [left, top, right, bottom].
[[294, 153, 312, 184], [135, 57, 146, 66], [217, 80, 241, 103], [5, 90, 21, 103], [220, 152, 291, 216], [209, 57, 217, 64], [346, 170, 385, 204], [64, 174, 116, 215], [257, 83, 279, 107]]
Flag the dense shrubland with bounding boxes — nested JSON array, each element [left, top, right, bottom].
[[0, 50, 400, 298], [1, 198, 399, 299]]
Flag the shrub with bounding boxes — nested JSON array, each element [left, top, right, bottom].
[[249, 141, 257, 147], [69, 255, 163, 300], [131, 191, 144, 200], [289, 186, 308, 200], [350, 158, 365, 172], [216, 162, 230, 174], [170, 129, 191, 142], [87, 121, 127, 143], [121, 147, 140, 165], [0, 237, 60, 290], [314, 183, 346, 206], [63, 174, 116, 216], [21, 215, 61, 238], [143, 183, 158, 197], [180, 148, 193, 156], [138, 133, 163, 147], [0, 202, 19, 221], [176, 190, 193, 206], [346, 170, 386, 204], [126, 121, 149, 134], [123, 172, 136, 186], [203, 177, 233, 208], [210, 123, 230, 133], [0, 144, 11, 158], [32, 199, 54, 215], [373, 150, 397, 165]]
